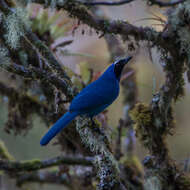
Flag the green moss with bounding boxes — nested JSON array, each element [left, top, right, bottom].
[[130, 103, 152, 127], [21, 159, 42, 170], [159, 2, 190, 100], [177, 174, 190, 189], [120, 155, 143, 176], [0, 140, 14, 160], [129, 103, 155, 148]]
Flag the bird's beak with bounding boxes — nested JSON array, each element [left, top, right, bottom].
[[114, 56, 132, 80], [124, 56, 132, 64], [118, 56, 132, 67]]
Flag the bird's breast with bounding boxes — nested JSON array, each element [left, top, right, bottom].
[[99, 78, 119, 101]]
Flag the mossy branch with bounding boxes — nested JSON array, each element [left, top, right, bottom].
[[0, 3, 73, 92], [16, 170, 95, 190], [0, 140, 14, 161], [0, 155, 93, 172], [148, 0, 186, 7], [0, 61, 73, 100], [23, 0, 162, 45], [76, 117, 127, 190], [16, 171, 71, 187]]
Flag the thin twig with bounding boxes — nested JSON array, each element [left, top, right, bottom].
[[148, 0, 186, 7], [115, 119, 124, 160], [80, 0, 134, 6]]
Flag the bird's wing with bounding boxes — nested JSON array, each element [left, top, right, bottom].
[[69, 90, 111, 113], [70, 75, 119, 113]]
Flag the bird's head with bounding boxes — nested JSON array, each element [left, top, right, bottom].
[[114, 56, 132, 80]]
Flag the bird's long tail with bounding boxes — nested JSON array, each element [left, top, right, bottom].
[[40, 111, 78, 146]]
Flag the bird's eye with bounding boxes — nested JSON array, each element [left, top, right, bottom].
[[113, 57, 132, 80], [114, 60, 126, 80], [114, 60, 119, 65]]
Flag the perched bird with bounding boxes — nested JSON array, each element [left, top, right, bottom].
[[40, 56, 132, 146]]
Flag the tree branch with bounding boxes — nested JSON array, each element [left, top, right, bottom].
[[148, 0, 186, 7], [16, 170, 95, 190], [0, 140, 14, 161], [29, 0, 161, 45], [0, 155, 93, 172], [79, 0, 134, 6], [0, 3, 73, 92], [0, 61, 73, 100], [16, 171, 71, 186]]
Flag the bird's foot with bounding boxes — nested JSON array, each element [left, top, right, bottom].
[[90, 118, 106, 136]]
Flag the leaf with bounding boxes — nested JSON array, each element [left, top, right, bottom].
[[79, 62, 91, 84], [47, 11, 62, 26], [72, 77, 83, 90], [38, 9, 49, 35], [64, 66, 76, 78]]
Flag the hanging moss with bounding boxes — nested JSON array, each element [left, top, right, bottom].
[[120, 155, 143, 177], [167, 1, 190, 85], [129, 103, 161, 150], [4, 7, 30, 49], [20, 159, 42, 170], [129, 103, 152, 128]]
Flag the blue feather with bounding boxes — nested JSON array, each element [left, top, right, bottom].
[[40, 111, 78, 145]]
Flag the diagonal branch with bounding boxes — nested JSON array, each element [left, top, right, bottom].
[[0, 3, 72, 85], [30, 0, 162, 46], [0, 61, 73, 100]]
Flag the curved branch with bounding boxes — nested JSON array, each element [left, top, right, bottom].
[[30, 0, 161, 45]]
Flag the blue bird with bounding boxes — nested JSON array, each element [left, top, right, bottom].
[[40, 56, 132, 146]]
